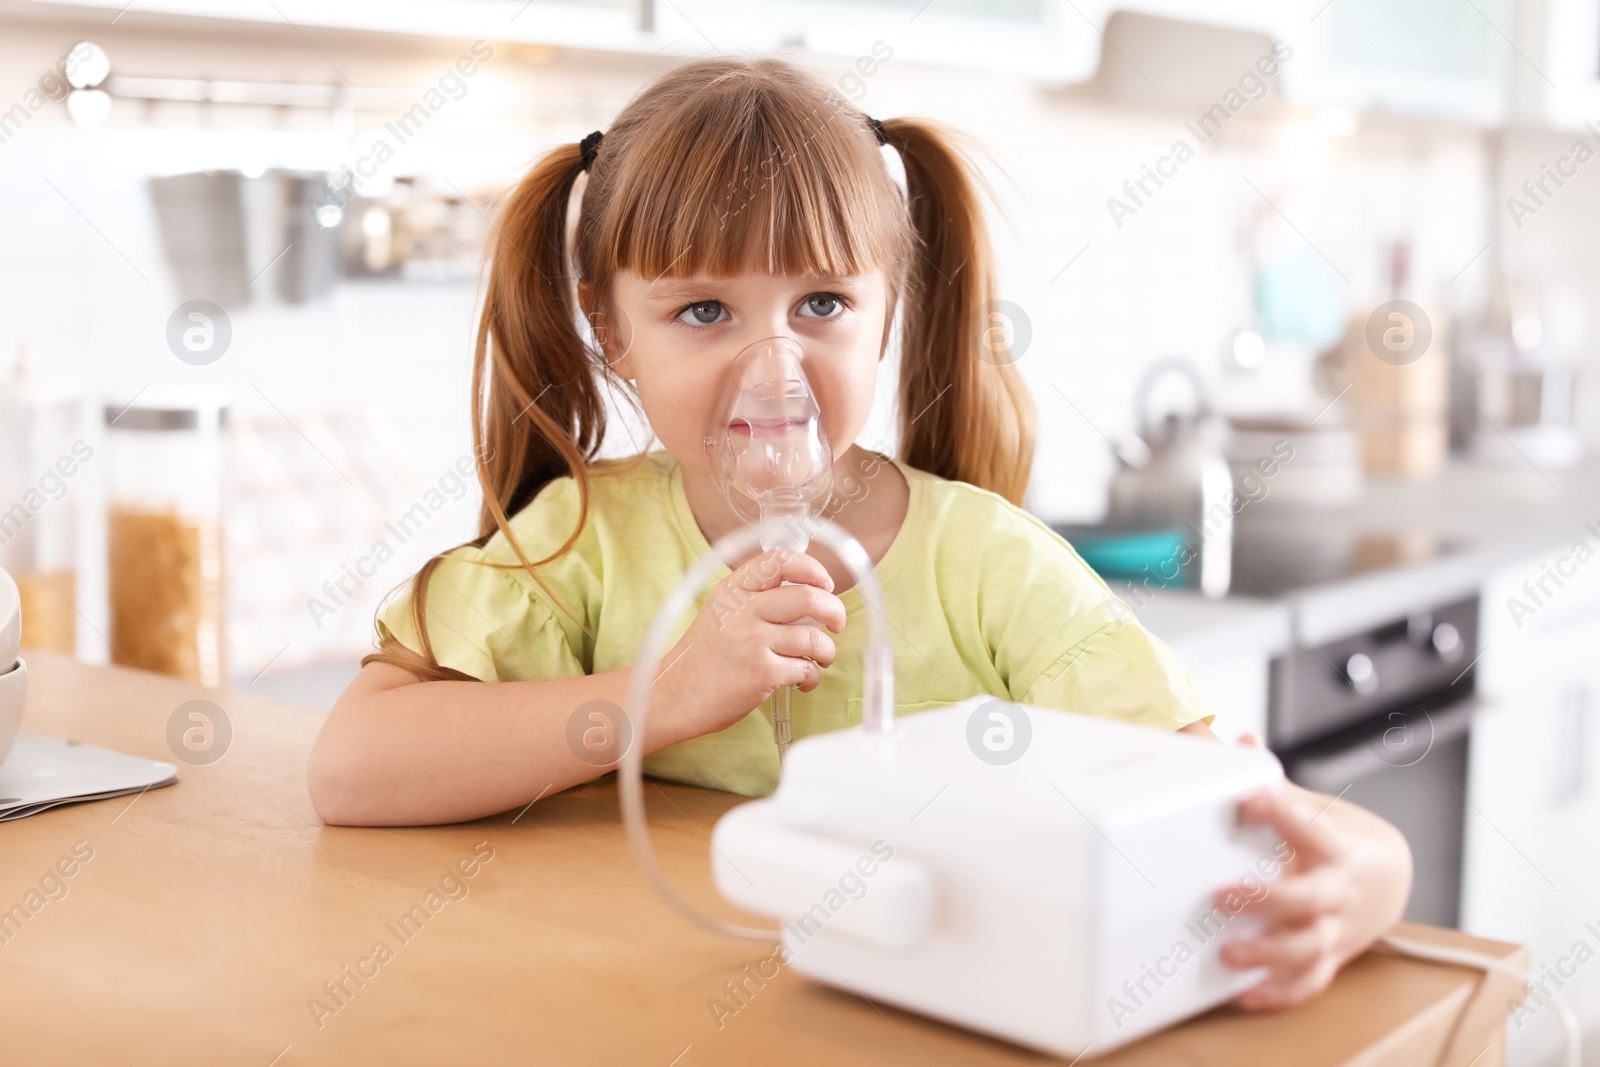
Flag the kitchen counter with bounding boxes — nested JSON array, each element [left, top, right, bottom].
[[0, 653, 1527, 1066], [1130, 458, 1600, 650], [1070, 458, 1600, 740], [1355, 458, 1600, 552], [1130, 587, 1293, 663], [1264, 457, 1600, 642], [1128, 588, 1289, 738]]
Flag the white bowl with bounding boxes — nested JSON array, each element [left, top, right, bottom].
[[0, 658, 25, 769], [0, 567, 19, 673]]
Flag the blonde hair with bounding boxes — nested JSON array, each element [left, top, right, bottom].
[[372, 55, 1036, 678]]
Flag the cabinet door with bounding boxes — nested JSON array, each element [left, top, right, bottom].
[[1186, 653, 1269, 743], [669, 0, 1098, 82], [1527, 0, 1600, 130], [1284, 0, 1511, 124], [1466, 544, 1600, 1054]]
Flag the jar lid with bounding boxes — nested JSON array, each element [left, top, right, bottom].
[[104, 384, 230, 431]]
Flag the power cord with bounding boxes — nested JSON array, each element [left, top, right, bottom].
[[1379, 933, 1579, 1067]]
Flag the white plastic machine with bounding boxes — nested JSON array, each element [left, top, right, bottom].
[[622, 514, 1287, 1058], [711, 699, 1284, 1055]]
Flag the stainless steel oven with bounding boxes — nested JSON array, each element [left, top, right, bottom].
[[1267, 596, 1479, 928]]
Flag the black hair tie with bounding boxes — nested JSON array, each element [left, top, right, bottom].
[[579, 130, 604, 172], [866, 116, 889, 146]]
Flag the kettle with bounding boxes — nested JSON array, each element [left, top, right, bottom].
[[1106, 358, 1233, 598]]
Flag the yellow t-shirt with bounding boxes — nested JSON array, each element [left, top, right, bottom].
[[377, 449, 1211, 797]]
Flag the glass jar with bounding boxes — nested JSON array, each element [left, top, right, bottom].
[[0, 372, 87, 655], [104, 386, 228, 687]]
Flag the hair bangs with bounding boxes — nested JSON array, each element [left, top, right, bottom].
[[593, 69, 910, 284]]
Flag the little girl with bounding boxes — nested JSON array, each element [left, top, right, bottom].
[[310, 56, 1411, 1010]]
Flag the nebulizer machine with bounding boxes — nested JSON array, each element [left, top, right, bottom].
[[618, 337, 1555, 1060]]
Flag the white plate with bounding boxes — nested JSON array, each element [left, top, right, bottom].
[[0, 731, 178, 820], [0, 567, 18, 672], [0, 658, 24, 768]]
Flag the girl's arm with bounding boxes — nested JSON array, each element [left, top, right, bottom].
[[1179, 720, 1414, 1007], [311, 654, 677, 826], [308, 549, 846, 826]]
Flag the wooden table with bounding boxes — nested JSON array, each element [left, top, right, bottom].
[[1, 653, 1525, 1066]]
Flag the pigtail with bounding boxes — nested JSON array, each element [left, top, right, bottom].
[[365, 140, 607, 679], [880, 119, 1036, 506], [470, 140, 608, 543]]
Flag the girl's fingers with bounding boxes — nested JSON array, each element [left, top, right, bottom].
[[783, 654, 823, 691], [730, 549, 834, 595], [752, 583, 847, 632], [767, 621, 837, 669], [1220, 867, 1354, 925], [1220, 916, 1340, 972], [1237, 957, 1341, 1009], [774, 549, 835, 591], [1236, 788, 1345, 870]]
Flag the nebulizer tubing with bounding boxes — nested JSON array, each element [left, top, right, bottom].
[[751, 507, 814, 765], [619, 515, 896, 942]]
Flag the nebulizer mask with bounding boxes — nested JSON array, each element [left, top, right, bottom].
[[619, 338, 1313, 1059], [700, 336, 840, 762], [703, 336, 835, 552]]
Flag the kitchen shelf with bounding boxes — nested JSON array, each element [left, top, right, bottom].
[[31, 0, 649, 53], [22, 0, 1219, 86]]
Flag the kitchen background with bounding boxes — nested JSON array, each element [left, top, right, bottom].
[[3, 0, 1600, 1063]]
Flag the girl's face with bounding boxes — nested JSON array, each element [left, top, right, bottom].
[[595, 269, 891, 480]]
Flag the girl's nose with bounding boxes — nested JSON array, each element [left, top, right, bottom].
[[746, 303, 799, 342]]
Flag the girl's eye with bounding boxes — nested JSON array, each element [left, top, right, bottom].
[[798, 293, 846, 320], [677, 301, 727, 327]]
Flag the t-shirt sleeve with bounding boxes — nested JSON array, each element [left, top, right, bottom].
[[376, 554, 585, 683], [966, 497, 1212, 732], [1017, 616, 1211, 732], [374, 475, 594, 683]]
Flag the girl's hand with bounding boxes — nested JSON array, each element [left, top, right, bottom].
[[1177, 729, 1412, 1011], [656, 548, 846, 736], [1217, 787, 1363, 1008]]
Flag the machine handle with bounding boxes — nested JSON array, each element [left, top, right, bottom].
[[711, 800, 935, 953]]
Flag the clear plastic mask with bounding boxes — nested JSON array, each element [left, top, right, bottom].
[[703, 336, 834, 551]]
